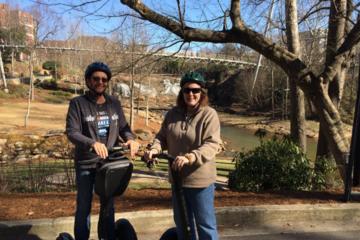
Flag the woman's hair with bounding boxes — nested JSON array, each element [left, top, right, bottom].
[[176, 88, 209, 109]]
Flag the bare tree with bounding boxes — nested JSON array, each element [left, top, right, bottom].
[[24, 1, 63, 127], [119, 0, 360, 181], [285, 0, 306, 151]]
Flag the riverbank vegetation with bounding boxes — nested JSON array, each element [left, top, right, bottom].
[[228, 135, 337, 192]]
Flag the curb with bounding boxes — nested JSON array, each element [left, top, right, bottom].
[[1, 203, 360, 239]]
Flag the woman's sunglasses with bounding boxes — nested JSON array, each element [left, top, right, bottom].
[[182, 88, 202, 94]]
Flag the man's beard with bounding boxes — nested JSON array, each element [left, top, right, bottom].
[[86, 83, 106, 97]]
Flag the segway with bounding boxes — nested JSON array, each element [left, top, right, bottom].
[[144, 153, 192, 240], [57, 146, 137, 240]]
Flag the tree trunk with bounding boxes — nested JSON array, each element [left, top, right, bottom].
[[285, 0, 306, 151], [316, 0, 347, 160], [307, 78, 348, 179]]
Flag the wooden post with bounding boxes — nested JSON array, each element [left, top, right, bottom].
[[145, 95, 149, 126], [0, 50, 8, 93], [271, 67, 275, 119]]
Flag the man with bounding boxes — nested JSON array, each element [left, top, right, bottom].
[[66, 62, 139, 240]]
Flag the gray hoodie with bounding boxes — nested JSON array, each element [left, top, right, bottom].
[[66, 92, 134, 168]]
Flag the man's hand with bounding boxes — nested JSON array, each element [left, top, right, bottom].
[[124, 139, 139, 158], [92, 142, 108, 159]]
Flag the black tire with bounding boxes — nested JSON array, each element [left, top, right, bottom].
[[159, 227, 178, 240], [56, 232, 74, 240], [115, 218, 138, 240]]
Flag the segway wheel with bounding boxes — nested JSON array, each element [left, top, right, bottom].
[[159, 227, 178, 240], [56, 232, 74, 240], [115, 218, 138, 240]]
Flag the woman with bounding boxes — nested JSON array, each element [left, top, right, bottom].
[[144, 71, 221, 240]]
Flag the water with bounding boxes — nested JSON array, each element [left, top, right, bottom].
[[221, 124, 317, 160]]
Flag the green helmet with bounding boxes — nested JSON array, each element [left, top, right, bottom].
[[180, 71, 206, 88]]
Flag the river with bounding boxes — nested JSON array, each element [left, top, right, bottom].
[[220, 124, 317, 160]]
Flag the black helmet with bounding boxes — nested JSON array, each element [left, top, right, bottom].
[[180, 71, 206, 88], [84, 62, 112, 81]]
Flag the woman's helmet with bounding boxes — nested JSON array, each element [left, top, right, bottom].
[[180, 71, 206, 88], [84, 62, 112, 81]]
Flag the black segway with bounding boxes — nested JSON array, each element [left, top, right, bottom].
[[57, 146, 137, 240], [144, 153, 192, 240]]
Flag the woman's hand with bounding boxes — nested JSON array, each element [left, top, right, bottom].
[[92, 142, 108, 159], [144, 149, 159, 162], [172, 156, 190, 171], [124, 139, 140, 158], [172, 153, 195, 171]]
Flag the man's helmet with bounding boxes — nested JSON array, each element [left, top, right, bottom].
[[180, 71, 206, 88], [84, 62, 112, 81]]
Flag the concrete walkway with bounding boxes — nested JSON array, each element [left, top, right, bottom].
[[1, 203, 360, 240]]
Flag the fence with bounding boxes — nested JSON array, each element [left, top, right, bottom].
[[0, 157, 235, 193], [0, 159, 75, 193]]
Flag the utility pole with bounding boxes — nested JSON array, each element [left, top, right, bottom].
[[250, 0, 275, 100]]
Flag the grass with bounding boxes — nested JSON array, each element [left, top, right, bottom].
[[128, 181, 171, 190], [0, 84, 28, 99], [43, 90, 73, 104]]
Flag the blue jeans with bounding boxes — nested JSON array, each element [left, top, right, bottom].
[[74, 166, 115, 240], [172, 184, 218, 240]]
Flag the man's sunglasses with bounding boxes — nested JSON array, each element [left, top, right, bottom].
[[91, 76, 109, 83], [182, 88, 202, 94]]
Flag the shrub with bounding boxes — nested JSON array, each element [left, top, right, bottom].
[[42, 61, 61, 71], [312, 156, 337, 190], [39, 79, 58, 90], [228, 136, 314, 192]]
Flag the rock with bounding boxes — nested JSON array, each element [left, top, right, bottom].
[[44, 130, 65, 137], [31, 154, 42, 160], [1, 154, 9, 161], [29, 135, 41, 140], [15, 147, 23, 152], [15, 142, 24, 148], [15, 155, 28, 163], [0, 139, 7, 146], [50, 152, 63, 158], [32, 148, 42, 154]]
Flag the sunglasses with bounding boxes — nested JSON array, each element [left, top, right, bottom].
[[91, 76, 108, 83], [182, 88, 202, 94]]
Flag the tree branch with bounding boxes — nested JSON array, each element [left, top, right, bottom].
[[321, 18, 360, 82], [230, 0, 243, 29]]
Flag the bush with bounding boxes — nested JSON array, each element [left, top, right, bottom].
[[228, 136, 314, 192], [312, 156, 337, 190], [39, 79, 58, 90], [42, 61, 61, 71]]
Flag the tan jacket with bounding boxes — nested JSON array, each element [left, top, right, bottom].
[[151, 105, 221, 188]]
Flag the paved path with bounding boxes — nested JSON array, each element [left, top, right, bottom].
[[221, 230, 360, 240]]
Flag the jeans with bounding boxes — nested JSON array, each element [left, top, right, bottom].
[[74, 166, 115, 240], [172, 184, 218, 240]]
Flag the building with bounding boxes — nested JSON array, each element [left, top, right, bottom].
[[0, 3, 35, 45]]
